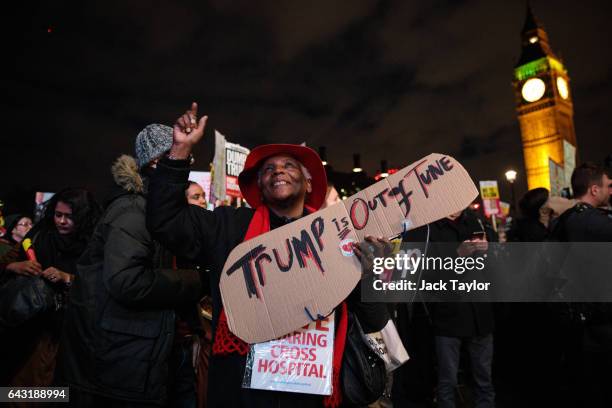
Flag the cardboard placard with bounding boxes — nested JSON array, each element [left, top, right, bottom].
[[220, 153, 478, 343]]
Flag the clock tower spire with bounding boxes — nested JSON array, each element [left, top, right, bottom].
[[513, 2, 577, 192]]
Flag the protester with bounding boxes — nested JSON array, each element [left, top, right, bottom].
[[392, 225, 436, 408], [426, 209, 494, 408], [186, 181, 208, 208], [1, 214, 33, 245], [552, 162, 612, 241], [0, 188, 101, 390], [506, 187, 550, 242], [503, 187, 563, 406], [185, 180, 214, 408], [166, 180, 212, 408], [0, 214, 33, 257], [548, 162, 612, 408], [146, 103, 390, 407], [57, 125, 205, 407]]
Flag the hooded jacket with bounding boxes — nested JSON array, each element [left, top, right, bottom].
[[57, 155, 202, 404]]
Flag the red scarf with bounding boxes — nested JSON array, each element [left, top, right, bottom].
[[212, 205, 349, 407]]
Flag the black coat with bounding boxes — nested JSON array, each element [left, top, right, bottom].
[[549, 203, 612, 351], [147, 157, 389, 407], [425, 211, 494, 338], [0, 224, 87, 385], [57, 156, 202, 405], [507, 217, 549, 242], [552, 203, 612, 242]]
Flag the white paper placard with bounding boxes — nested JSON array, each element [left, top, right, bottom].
[[244, 313, 335, 395]]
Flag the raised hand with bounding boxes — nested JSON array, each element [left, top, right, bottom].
[[354, 236, 393, 277], [170, 102, 208, 159]]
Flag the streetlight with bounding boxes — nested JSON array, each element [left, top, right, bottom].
[[505, 170, 518, 215]]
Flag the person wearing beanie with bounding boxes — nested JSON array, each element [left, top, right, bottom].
[[57, 124, 205, 407], [135, 123, 175, 169]]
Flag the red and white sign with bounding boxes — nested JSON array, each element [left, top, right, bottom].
[[226, 175, 241, 197], [482, 199, 500, 217], [244, 313, 335, 395], [479, 181, 500, 217], [226, 142, 249, 198]]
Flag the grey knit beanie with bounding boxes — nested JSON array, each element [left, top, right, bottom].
[[135, 124, 173, 168]]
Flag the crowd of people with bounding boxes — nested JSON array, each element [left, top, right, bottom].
[[0, 102, 611, 408]]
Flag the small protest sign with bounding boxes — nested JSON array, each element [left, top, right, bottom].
[[479, 180, 500, 200], [243, 313, 335, 395]]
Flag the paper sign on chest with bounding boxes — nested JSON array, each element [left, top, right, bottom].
[[220, 153, 479, 343]]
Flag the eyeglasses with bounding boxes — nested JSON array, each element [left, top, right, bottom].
[[17, 222, 33, 227]]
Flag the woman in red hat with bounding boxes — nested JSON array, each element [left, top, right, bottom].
[[147, 103, 389, 408]]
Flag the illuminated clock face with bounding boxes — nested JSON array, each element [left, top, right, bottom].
[[556, 77, 569, 99], [521, 78, 546, 102]]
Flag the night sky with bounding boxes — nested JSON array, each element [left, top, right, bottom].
[[3, 0, 611, 209]]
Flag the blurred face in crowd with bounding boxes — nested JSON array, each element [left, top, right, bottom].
[[258, 155, 311, 207], [54, 201, 75, 235], [186, 183, 207, 208], [323, 185, 341, 209], [12, 217, 33, 243]]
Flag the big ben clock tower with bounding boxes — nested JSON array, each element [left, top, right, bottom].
[[513, 3, 577, 191]]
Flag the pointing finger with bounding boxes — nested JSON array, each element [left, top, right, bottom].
[[190, 102, 198, 119]]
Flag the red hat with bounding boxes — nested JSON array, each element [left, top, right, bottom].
[[238, 144, 327, 209]]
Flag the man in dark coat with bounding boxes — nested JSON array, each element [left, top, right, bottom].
[[426, 209, 494, 408], [146, 103, 389, 408], [57, 125, 204, 407], [549, 162, 612, 408]]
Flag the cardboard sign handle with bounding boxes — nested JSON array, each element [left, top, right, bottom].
[[304, 307, 329, 322]]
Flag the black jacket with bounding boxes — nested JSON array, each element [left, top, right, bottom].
[[549, 203, 612, 350], [551, 203, 612, 242], [147, 157, 388, 407], [57, 155, 202, 404], [0, 224, 87, 385], [507, 217, 549, 242], [425, 211, 494, 338]]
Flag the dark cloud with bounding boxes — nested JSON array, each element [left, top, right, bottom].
[[2, 0, 611, 205]]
